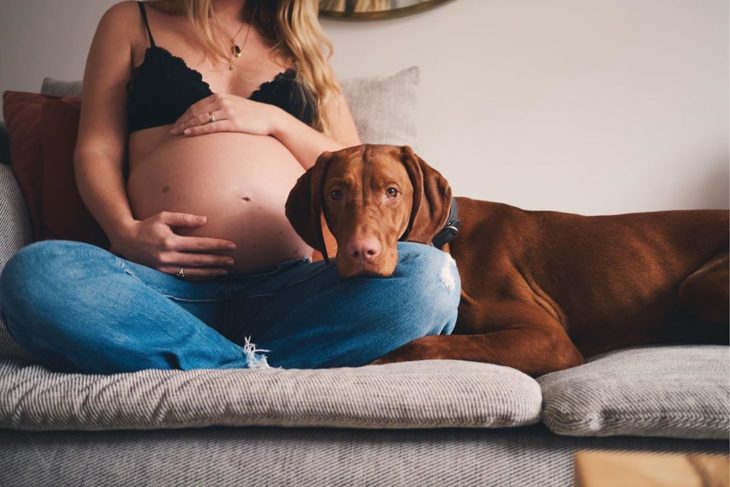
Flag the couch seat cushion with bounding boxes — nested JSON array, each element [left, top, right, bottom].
[[538, 346, 730, 439], [0, 358, 542, 431]]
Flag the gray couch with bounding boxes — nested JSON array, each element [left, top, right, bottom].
[[0, 70, 727, 486]]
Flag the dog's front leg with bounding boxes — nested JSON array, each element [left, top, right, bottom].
[[369, 324, 584, 377]]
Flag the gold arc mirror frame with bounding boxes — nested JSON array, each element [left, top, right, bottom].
[[319, 0, 456, 21]]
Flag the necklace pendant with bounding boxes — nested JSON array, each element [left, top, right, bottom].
[[232, 44, 242, 58]]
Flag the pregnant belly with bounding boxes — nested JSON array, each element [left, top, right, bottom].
[[127, 130, 313, 274]]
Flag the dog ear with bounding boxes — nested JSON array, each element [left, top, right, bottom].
[[399, 145, 452, 244], [285, 151, 335, 263]]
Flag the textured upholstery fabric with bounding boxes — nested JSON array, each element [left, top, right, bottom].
[[0, 424, 726, 487], [539, 346, 730, 439], [340, 66, 420, 148], [0, 164, 34, 361], [0, 357, 542, 431]]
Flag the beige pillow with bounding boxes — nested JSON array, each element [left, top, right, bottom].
[[340, 66, 420, 148]]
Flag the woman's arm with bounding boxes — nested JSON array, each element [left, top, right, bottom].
[[169, 79, 362, 170], [270, 88, 362, 170], [74, 2, 137, 241]]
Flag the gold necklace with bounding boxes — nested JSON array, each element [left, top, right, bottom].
[[213, 14, 251, 71]]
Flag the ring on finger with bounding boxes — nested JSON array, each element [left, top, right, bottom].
[[176, 267, 185, 279], [208, 111, 216, 123]]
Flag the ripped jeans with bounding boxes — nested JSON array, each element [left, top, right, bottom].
[[0, 240, 460, 374]]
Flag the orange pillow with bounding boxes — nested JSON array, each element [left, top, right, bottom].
[[39, 98, 109, 247], [2, 91, 109, 247], [2, 91, 49, 239]]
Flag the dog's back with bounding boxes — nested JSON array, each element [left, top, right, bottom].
[[448, 197, 729, 357]]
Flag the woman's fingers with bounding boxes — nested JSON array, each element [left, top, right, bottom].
[[169, 234, 237, 252], [153, 213, 237, 250], [180, 119, 234, 136], [157, 211, 209, 228], [170, 111, 215, 134], [170, 96, 219, 133]]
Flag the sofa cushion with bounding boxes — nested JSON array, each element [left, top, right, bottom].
[[42, 67, 421, 148], [0, 358, 542, 430], [40, 98, 109, 247], [340, 66, 420, 148], [0, 164, 34, 361], [40, 77, 82, 98], [538, 346, 730, 440]]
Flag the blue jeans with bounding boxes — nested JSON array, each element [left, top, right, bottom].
[[0, 240, 460, 374]]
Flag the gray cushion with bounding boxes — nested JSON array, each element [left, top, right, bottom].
[[539, 346, 730, 439], [0, 164, 34, 361], [42, 67, 421, 148], [40, 77, 82, 97], [1, 425, 726, 487], [340, 66, 420, 148], [0, 357, 542, 431]]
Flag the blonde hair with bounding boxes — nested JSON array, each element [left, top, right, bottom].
[[148, 0, 340, 135]]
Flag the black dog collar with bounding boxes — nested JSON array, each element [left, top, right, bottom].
[[432, 197, 460, 249]]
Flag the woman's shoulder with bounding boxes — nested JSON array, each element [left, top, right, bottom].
[[98, 1, 178, 28], [92, 2, 148, 47], [100, 1, 143, 23]]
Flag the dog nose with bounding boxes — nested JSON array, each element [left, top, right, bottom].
[[347, 237, 382, 262]]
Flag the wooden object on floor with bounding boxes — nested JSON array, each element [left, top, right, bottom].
[[574, 450, 729, 487]]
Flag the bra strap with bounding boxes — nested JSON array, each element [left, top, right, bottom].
[[137, 1, 156, 48]]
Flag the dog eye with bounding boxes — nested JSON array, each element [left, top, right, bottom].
[[386, 187, 399, 198], [330, 189, 343, 200]]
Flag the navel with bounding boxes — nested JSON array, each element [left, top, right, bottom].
[[161, 185, 170, 194]]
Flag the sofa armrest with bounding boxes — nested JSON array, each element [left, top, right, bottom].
[[0, 163, 34, 360], [0, 164, 31, 270]]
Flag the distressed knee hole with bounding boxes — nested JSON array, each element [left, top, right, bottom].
[[242, 336, 271, 369], [439, 252, 458, 291]]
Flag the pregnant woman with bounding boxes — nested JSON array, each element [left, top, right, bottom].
[[0, 0, 460, 373]]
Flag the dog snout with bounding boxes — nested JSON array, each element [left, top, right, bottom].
[[346, 237, 382, 263]]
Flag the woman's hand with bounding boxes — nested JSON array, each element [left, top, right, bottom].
[[109, 211, 237, 280], [168, 93, 281, 137]]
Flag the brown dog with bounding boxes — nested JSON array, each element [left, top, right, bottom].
[[286, 144, 729, 376]]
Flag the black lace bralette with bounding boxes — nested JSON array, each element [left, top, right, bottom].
[[125, 1, 316, 134]]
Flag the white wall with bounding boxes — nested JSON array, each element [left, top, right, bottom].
[[1, 0, 727, 214]]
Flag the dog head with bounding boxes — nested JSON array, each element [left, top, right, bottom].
[[285, 144, 452, 277]]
